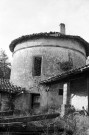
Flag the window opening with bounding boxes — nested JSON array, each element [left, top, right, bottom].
[[33, 56, 42, 76], [59, 89, 63, 95], [31, 93, 40, 108]]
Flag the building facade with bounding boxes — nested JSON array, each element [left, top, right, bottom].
[[9, 24, 89, 114], [40, 64, 89, 114]]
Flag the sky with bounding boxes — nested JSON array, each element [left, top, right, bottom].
[[0, 0, 89, 61], [71, 95, 88, 110]]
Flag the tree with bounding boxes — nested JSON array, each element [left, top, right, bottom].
[[0, 49, 11, 79]]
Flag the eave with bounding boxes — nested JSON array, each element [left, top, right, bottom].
[[9, 32, 89, 56], [40, 64, 89, 85]]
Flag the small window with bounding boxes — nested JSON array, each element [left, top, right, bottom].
[[31, 94, 40, 108], [59, 89, 63, 95], [33, 56, 42, 76]]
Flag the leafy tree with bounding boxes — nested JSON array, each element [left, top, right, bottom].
[[0, 49, 11, 79]]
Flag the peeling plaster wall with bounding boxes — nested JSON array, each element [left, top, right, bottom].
[[39, 83, 63, 113], [13, 83, 63, 114], [39, 77, 88, 112], [13, 77, 88, 114], [14, 93, 31, 115], [10, 38, 86, 89]]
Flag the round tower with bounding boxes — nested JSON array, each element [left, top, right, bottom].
[[9, 24, 89, 89]]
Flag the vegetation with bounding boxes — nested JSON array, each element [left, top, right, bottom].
[[0, 49, 11, 78], [60, 61, 73, 71], [30, 109, 89, 135], [60, 53, 73, 71], [1, 108, 89, 134]]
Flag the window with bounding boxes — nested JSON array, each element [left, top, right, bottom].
[[59, 89, 63, 95], [31, 93, 40, 108], [33, 56, 42, 76]]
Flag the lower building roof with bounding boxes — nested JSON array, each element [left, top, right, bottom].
[[0, 79, 24, 94], [40, 64, 89, 85]]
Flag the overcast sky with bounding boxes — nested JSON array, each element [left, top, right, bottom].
[[0, 0, 89, 61]]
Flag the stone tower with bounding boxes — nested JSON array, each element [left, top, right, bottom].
[[9, 24, 89, 89]]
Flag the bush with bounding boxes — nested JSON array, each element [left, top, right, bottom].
[[30, 112, 89, 135]]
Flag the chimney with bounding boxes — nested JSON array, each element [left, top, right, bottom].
[[60, 23, 65, 34]]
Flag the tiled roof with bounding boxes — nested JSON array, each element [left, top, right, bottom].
[[9, 32, 89, 56], [0, 79, 23, 93], [40, 64, 89, 84]]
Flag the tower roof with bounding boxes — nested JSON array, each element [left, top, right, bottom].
[[9, 32, 89, 56]]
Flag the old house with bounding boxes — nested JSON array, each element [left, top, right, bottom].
[[0, 64, 11, 112], [0, 79, 23, 112], [0, 64, 23, 113], [9, 23, 89, 115]]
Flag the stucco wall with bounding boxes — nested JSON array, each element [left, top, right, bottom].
[[13, 83, 63, 114], [13, 77, 88, 114], [14, 93, 31, 115], [36, 83, 63, 113], [14, 38, 86, 55], [40, 77, 88, 112], [10, 38, 86, 89]]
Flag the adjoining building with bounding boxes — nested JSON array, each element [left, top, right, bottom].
[[0, 79, 23, 112], [0, 65, 24, 114], [40, 64, 89, 115], [9, 23, 89, 115]]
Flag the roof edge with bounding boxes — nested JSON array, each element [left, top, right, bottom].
[[40, 64, 89, 85], [9, 32, 89, 56]]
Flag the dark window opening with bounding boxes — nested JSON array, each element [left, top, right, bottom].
[[33, 56, 42, 76], [59, 89, 63, 95], [31, 93, 40, 108]]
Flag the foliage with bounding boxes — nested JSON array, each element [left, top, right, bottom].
[[0, 49, 11, 78], [60, 61, 73, 71], [72, 115, 89, 135], [30, 112, 89, 135]]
